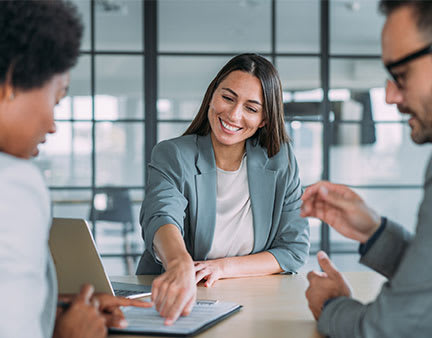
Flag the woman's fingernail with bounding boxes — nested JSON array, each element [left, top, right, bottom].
[[119, 319, 128, 328]]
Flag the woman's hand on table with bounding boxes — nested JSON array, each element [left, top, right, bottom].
[[151, 255, 196, 325], [194, 259, 226, 287]]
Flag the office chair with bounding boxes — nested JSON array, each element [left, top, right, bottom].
[[89, 187, 137, 274]]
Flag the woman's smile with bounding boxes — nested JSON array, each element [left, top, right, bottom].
[[219, 117, 242, 133]]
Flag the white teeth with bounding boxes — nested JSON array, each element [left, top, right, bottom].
[[221, 119, 240, 132]]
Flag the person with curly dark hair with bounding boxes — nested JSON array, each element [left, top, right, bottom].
[[0, 1, 151, 338]]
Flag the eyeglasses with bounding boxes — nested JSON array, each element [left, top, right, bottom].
[[385, 43, 432, 89]]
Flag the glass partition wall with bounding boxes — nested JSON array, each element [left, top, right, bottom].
[[33, 0, 431, 274]]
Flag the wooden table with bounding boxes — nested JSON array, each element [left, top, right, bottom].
[[110, 271, 386, 338]]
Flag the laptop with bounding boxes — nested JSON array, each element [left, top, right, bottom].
[[49, 217, 151, 299]]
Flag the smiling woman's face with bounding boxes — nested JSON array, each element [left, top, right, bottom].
[[207, 70, 265, 149], [0, 72, 69, 159]]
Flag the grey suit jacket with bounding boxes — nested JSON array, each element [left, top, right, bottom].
[[136, 134, 310, 274], [318, 154, 432, 337]]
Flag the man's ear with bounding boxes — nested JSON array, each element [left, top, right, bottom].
[[0, 84, 14, 101], [0, 64, 15, 101], [0, 65, 15, 101]]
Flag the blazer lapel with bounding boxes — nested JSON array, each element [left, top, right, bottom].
[[246, 140, 276, 253], [194, 135, 217, 260]]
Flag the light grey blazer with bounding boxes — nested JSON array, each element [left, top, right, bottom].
[[136, 134, 310, 274], [318, 154, 432, 338]]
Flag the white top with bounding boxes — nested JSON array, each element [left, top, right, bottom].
[[207, 155, 254, 259], [0, 152, 56, 338]]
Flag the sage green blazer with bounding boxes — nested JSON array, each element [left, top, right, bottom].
[[136, 134, 310, 274]]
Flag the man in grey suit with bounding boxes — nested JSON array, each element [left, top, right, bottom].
[[301, 1, 432, 337]]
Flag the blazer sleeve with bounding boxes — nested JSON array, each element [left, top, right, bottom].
[[359, 219, 412, 279], [267, 144, 310, 272], [317, 167, 432, 338], [140, 140, 188, 259]]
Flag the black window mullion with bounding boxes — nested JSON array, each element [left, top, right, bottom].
[[90, 0, 97, 240], [320, 0, 331, 255], [144, 0, 158, 171]]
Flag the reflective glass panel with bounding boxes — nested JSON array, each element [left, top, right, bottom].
[[34, 122, 92, 186], [286, 122, 322, 186], [96, 56, 144, 120], [72, 0, 91, 50], [95, 189, 144, 253], [158, 56, 230, 119], [51, 190, 92, 219], [330, 123, 432, 185], [309, 218, 321, 248], [277, 0, 320, 53], [330, 59, 396, 124], [55, 56, 92, 121], [278, 57, 320, 93], [95, 0, 143, 51], [330, 58, 386, 92], [158, 122, 190, 143], [330, 0, 384, 55], [95, 122, 144, 187], [330, 188, 424, 247], [159, 0, 271, 53]]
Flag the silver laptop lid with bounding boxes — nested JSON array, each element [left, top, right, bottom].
[[49, 218, 114, 295]]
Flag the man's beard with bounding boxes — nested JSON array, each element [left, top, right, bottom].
[[398, 104, 432, 144]]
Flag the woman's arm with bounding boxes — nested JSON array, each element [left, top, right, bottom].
[[140, 140, 189, 267], [195, 251, 283, 287], [266, 144, 310, 272], [139, 140, 197, 324], [151, 224, 196, 325]]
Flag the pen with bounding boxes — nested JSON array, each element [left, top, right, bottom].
[[57, 300, 71, 311]]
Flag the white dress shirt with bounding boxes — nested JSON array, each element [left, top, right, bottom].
[[207, 155, 254, 259], [0, 152, 56, 338]]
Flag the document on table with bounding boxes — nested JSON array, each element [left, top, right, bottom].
[[109, 300, 242, 336]]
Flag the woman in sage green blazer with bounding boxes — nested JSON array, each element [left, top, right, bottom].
[[137, 54, 310, 325]]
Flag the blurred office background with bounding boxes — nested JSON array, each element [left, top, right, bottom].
[[34, 0, 432, 274]]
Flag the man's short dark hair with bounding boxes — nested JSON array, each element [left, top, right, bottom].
[[0, 0, 83, 91], [379, 1, 432, 40]]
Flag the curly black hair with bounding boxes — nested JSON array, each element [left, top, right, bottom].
[[0, 0, 83, 91], [379, 0, 432, 39]]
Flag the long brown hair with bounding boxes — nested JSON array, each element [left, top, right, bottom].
[[183, 53, 289, 157]]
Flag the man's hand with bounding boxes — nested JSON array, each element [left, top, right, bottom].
[[301, 181, 381, 243], [92, 293, 153, 328], [194, 259, 226, 287], [54, 284, 107, 338], [59, 291, 153, 329], [151, 255, 196, 326], [306, 251, 352, 320]]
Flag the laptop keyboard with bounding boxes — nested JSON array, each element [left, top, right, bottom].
[[111, 281, 152, 298], [114, 289, 144, 297]]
